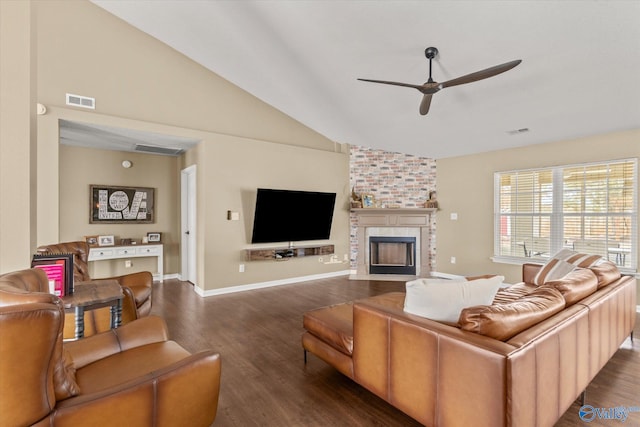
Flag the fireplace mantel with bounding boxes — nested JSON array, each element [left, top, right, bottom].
[[351, 208, 435, 280], [351, 208, 436, 226]]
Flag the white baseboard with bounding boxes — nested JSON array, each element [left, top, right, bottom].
[[194, 270, 351, 297]]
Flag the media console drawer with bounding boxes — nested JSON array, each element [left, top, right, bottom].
[[91, 249, 115, 259], [116, 247, 136, 256], [137, 246, 160, 255]]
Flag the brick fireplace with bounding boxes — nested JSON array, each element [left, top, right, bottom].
[[350, 208, 435, 281]]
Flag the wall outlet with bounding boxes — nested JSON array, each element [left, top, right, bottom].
[[239, 264, 245, 273], [450, 213, 458, 220], [125, 260, 132, 268], [450, 256, 456, 264]]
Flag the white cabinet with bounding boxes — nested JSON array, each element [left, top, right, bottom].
[[89, 244, 164, 281]]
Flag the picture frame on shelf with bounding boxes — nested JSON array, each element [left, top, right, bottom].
[[361, 194, 376, 208], [98, 235, 115, 246], [147, 232, 161, 243], [85, 235, 99, 247]]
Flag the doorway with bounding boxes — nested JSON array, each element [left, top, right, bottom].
[[181, 165, 197, 284]]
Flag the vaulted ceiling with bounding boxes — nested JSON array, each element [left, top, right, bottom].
[[91, 1, 640, 159]]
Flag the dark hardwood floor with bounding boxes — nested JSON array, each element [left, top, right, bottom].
[[151, 277, 639, 427]]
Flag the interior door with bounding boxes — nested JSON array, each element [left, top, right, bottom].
[[181, 165, 197, 284]]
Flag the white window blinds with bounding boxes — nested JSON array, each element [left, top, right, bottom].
[[494, 159, 637, 271]]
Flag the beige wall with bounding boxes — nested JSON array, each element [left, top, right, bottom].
[[196, 135, 350, 289], [57, 144, 180, 277], [0, 1, 37, 272], [436, 129, 640, 303], [1, 1, 350, 293]]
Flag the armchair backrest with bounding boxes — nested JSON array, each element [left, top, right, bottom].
[[37, 241, 91, 282], [0, 269, 79, 427]]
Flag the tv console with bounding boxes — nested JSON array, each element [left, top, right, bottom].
[[245, 244, 334, 261]]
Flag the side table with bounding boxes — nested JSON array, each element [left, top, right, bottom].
[[61, 280, 123, 339]]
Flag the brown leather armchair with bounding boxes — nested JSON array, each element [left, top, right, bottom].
[[0, 268, 221, 427], [37, 241, 153, 338]]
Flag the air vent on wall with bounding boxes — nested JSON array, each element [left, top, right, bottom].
[[66, 93, 95, 109], [134, 144, 184, 156]]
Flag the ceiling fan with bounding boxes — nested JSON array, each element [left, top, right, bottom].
[[358, 47, 522, 115]]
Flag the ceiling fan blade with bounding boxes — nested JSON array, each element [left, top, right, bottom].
[[357, 78, 424, 91], [419, 94, 433, 115], [440, 59, 522, 89]]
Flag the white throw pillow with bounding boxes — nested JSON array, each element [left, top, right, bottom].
[[403, 276, 505, 323]]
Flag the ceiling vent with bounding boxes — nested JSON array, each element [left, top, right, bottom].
[[66, 93, 95, 109], [506, 128, 530, 135], [134, 144, 184, 156]]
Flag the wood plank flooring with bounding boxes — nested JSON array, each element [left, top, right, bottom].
[[150, 276, 639, 427]]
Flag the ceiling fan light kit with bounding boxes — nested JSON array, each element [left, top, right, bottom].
[[358, 47, 522, 115]]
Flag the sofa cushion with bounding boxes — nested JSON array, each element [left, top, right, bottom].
[[589, 260, 621, 289], [74, 341, 191, 394], [459, 286, 566, 341], [492, 282, 538, 304], [404, 276, 504, 323], [544, 268, 598, 306]]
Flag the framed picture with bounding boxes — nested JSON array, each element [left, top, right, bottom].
[[361, 193, 376, 208], [31, 253, 74, 296], [147, 232, 161, 243], [98, 235, 115, 246], [90, 185, 155, 224], [85, 235, 99, 247]]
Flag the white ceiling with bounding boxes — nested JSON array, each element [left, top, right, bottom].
[[91, 0, 640, 159]]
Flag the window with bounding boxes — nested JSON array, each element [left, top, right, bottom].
[[494, 159, 637, 272]]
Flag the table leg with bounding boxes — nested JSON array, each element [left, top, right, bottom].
[[74, 306, 85, 339], [111, 299, 122, 329]]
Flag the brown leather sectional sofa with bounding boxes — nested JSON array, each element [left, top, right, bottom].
[[303, 262, 636, 427]]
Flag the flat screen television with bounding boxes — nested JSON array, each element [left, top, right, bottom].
[[251, 188, 336, 244]]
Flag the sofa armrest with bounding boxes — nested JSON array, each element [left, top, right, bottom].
[[50, 350, 221, 427], [65, 316, 169, 369], [109, 271, 153, 292], [0, 268, 52, 296]]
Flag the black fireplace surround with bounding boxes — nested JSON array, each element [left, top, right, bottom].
[[369, 236, 416, 275]]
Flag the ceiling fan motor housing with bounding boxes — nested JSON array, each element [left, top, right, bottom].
[[425, 47, 439, 59]]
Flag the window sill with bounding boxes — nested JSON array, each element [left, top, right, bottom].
[[491, 256, 545, 266]]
